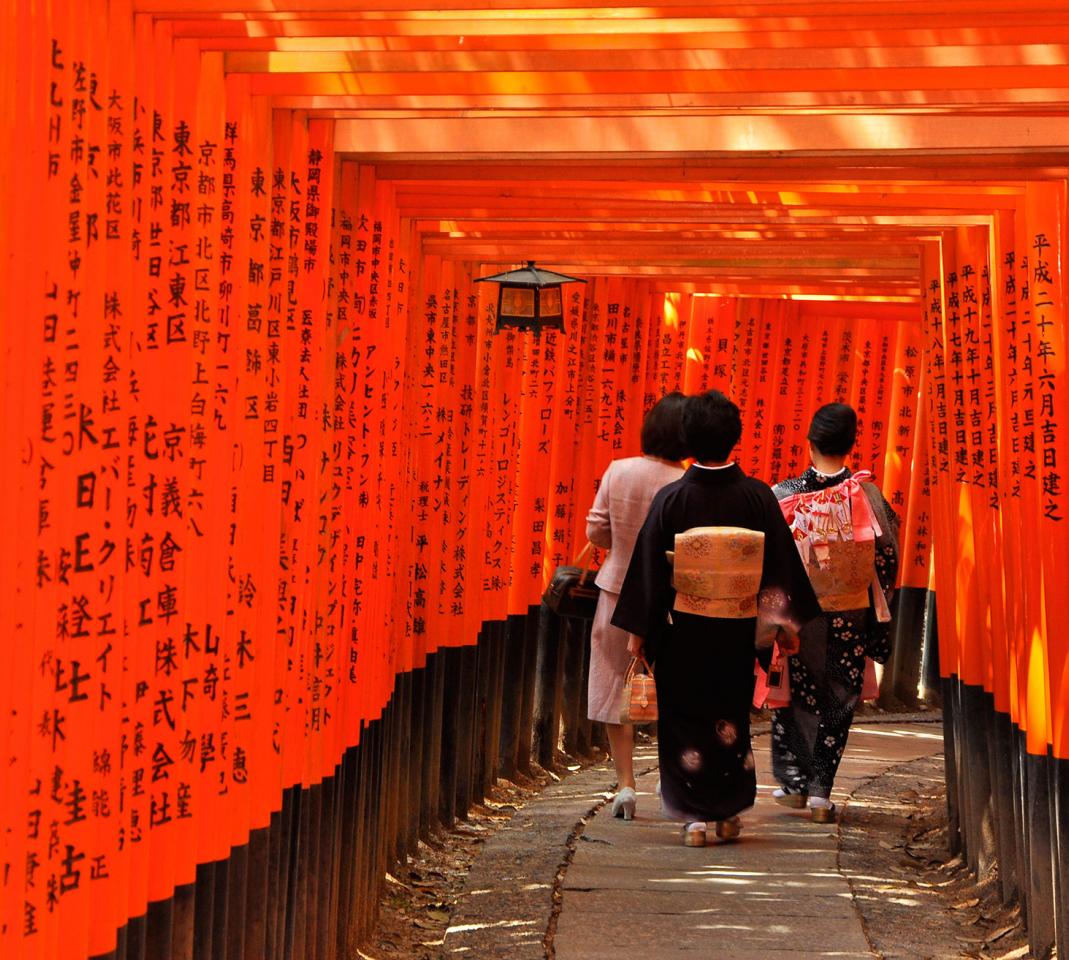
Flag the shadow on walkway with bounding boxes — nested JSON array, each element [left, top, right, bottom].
[[444, 721, 949, 959]]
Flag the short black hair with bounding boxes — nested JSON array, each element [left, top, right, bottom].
[[682, 390, 742, 463], [807, 402, 857, 456], [640, 391, 689, 461]]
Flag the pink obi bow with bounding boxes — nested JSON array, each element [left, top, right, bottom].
[[778, 471, 891, 622], [778, 471, 883, 568]]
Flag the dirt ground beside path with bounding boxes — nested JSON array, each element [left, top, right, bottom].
[[840, 753, 1030, 960], [354, 767, 570, 960]]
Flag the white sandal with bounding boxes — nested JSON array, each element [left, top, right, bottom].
[[772, 786, 808, 809], [682, 821, 707, 847], [809, 799, 837, 824]]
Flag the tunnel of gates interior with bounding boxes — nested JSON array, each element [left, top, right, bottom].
[[2, 1, 1069, 958]]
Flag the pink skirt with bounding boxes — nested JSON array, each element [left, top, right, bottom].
[[587, 589, 633, 723]]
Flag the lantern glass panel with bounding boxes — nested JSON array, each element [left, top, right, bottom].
[[500, 286, 535, 318], [539, 286, 562, 318]]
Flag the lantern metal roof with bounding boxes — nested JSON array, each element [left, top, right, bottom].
[[475, 261, 586, 289]]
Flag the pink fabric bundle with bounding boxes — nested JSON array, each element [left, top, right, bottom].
[[777, 471, 891, 620], [777, 470, 882, 568]]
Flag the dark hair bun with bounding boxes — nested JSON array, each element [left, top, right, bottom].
[[807, 402, 857, 456]]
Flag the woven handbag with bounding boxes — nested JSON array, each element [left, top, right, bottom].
[[619, 656, 658, 724], [542, 542, 600, 620]]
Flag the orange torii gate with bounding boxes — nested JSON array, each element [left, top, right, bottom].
[[0, 1, 1067, 958]]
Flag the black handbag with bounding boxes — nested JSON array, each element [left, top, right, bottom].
[[542, 543, 600, 620]]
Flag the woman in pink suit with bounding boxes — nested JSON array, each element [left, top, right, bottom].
[[585, 392, 689, 820]]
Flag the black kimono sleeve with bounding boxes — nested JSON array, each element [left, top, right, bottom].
[[610, 487, 675, 644], [756, 485, 822, 634]]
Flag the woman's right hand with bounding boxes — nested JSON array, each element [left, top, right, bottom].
[[627, 633, 645, 658]]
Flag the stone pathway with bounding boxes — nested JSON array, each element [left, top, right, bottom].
[[442, 719, 945, 959], [553, 722, 944, 960]]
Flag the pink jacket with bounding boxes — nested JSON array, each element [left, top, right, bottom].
[[585, 456, 685, 594]]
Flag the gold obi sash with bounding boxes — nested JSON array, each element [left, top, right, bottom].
[[779, 471, 882, 613], [804, 539, 874, 611], [670, 526, 765, 619]]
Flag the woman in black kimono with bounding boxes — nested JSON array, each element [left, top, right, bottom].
[[612, 390, 821, 847], [769, 403, 900, 822]]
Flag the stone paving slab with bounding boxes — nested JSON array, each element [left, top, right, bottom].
[[576, 818, 843, 868], [562, 863, 851, 898], [443, 721, 944, 959], [442, 746, 659, 959], [553, 723, 943, 959], [558, 887, 859, 917], [555, 942, 874, 960], [554, 939, 874, 958], [554, 905, 872, 946]]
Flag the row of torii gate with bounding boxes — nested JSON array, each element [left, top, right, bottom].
[[0, 2, 1067, 959]]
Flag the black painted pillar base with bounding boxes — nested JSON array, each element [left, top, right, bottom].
[[455, 643, 478, 816], [920, 592, 941, 705], [498, 613, 527, 780], [941, 676, 961, 855], [1052, 754, 1069, 955], [560, 617, 584, 759], [961, 684, 996, 878], [533, 603, 566, 771], [439, 646, 462, 828], [1024, 747, 1057, 958], [516, 606, 542, 776], [991, 711, 1019, 903], [88, 612, 616, 960], [885, 585, 927, 706]]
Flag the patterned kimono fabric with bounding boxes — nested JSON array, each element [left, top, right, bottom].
[[770, 467, 900, 799]]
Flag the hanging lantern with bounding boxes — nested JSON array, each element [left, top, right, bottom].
[[475, 261, 586, 333]]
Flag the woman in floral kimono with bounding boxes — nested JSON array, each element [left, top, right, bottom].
[[770, 403, 900, 822], [612, 391, 821, 847]]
